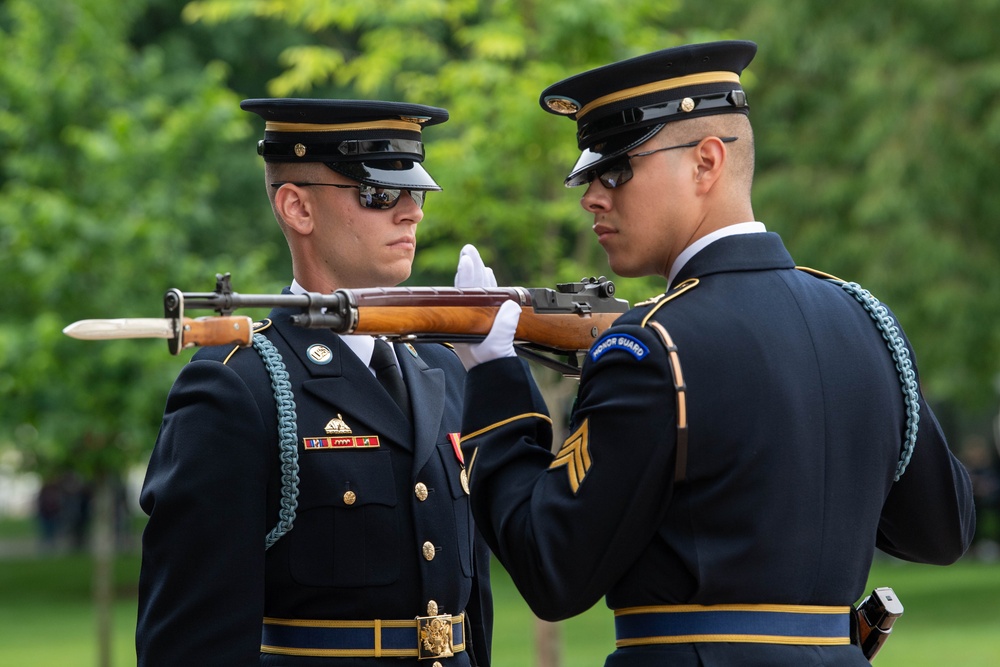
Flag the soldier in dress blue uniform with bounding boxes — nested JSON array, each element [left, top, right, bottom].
[[455, 41, 975, 666], [137, 99, 492, 667]]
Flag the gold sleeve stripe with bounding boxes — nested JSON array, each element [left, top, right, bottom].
[[460, 412, 553, 443], [265, 119, 422, 134], [549, 419, 591, 494], [578, 72, 741, 120]]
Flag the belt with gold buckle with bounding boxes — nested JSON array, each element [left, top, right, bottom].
[[261, 610, 465, 660]]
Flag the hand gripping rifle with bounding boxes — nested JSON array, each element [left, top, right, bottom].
[[63, 273, 629, 376]]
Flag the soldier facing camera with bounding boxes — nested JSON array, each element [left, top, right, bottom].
[[137, 98, 492, 667]]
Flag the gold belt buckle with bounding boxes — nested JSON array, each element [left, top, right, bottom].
[[416, 613, 454, 660]]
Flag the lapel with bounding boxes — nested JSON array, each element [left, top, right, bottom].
[[395, 342, 447, 476], [267, 308, 415, 450]]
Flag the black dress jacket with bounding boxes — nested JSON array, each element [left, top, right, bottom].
[[137, 299, 491, 667], [462, 232, 974, 666]]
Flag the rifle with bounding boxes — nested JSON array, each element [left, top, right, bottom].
[[63, 273, 630, 376]]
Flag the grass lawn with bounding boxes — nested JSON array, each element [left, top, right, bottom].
[[1, 523, 999, 666]]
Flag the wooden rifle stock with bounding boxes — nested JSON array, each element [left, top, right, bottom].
[[330, 284, 627, 354], [65, 274, 630, 374], [352, 306, 620, 352]]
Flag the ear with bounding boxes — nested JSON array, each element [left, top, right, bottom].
[[274, 184, 315, 236], [692, 136, 728, 195]]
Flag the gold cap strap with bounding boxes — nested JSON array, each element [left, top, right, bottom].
[[578, 71, 742, 120], [265, 119, 424, 134]]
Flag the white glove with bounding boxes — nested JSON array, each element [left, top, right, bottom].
[[453, 245, 520, 370], [454, 244, 497, 290]]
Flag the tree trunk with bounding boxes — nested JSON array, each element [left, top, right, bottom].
[[535, 618, 561, 667], [92, 474, 116, 667]]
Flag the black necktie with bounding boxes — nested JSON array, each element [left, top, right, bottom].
[[371, 339, 411, 416]]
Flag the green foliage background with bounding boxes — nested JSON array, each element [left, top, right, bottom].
[[1, 0, 998, 497], [1, 1, 998, 665]]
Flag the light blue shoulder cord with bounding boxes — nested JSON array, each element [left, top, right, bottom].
[[836, 282, 919, 480], [251, 332, 301, 549]]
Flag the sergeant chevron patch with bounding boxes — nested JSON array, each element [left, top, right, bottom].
[[549, 419, 592, 494]]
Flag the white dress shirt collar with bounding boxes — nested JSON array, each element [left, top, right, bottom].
[[668, 221, 767, 288]]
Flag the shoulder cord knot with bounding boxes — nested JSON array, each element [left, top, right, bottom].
[[252, 332, 301, 549], [838, 282, 919, 480]]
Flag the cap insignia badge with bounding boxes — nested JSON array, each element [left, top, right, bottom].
[[544, 96, 581, 115], [294, 142, 307, 157]]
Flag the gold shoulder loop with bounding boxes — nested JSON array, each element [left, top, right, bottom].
[[223, 318, 271, 365], [795, 266, 844, 282], [635, 293, 666, 308], [222, 345, 242, 365], [641, 278, 699, 327]]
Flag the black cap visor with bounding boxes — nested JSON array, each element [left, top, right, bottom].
[[325, 160, 441, 191], [564, 124, 664, 188]]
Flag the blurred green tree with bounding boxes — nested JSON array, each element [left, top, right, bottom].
[[674, 0, 1000, 411], [0, 0, 284, 482], [0, 1, 284, 663]]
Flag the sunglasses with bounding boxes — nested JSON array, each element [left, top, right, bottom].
[[589, 136, 739, 189], [269, 182, 426, 210]]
